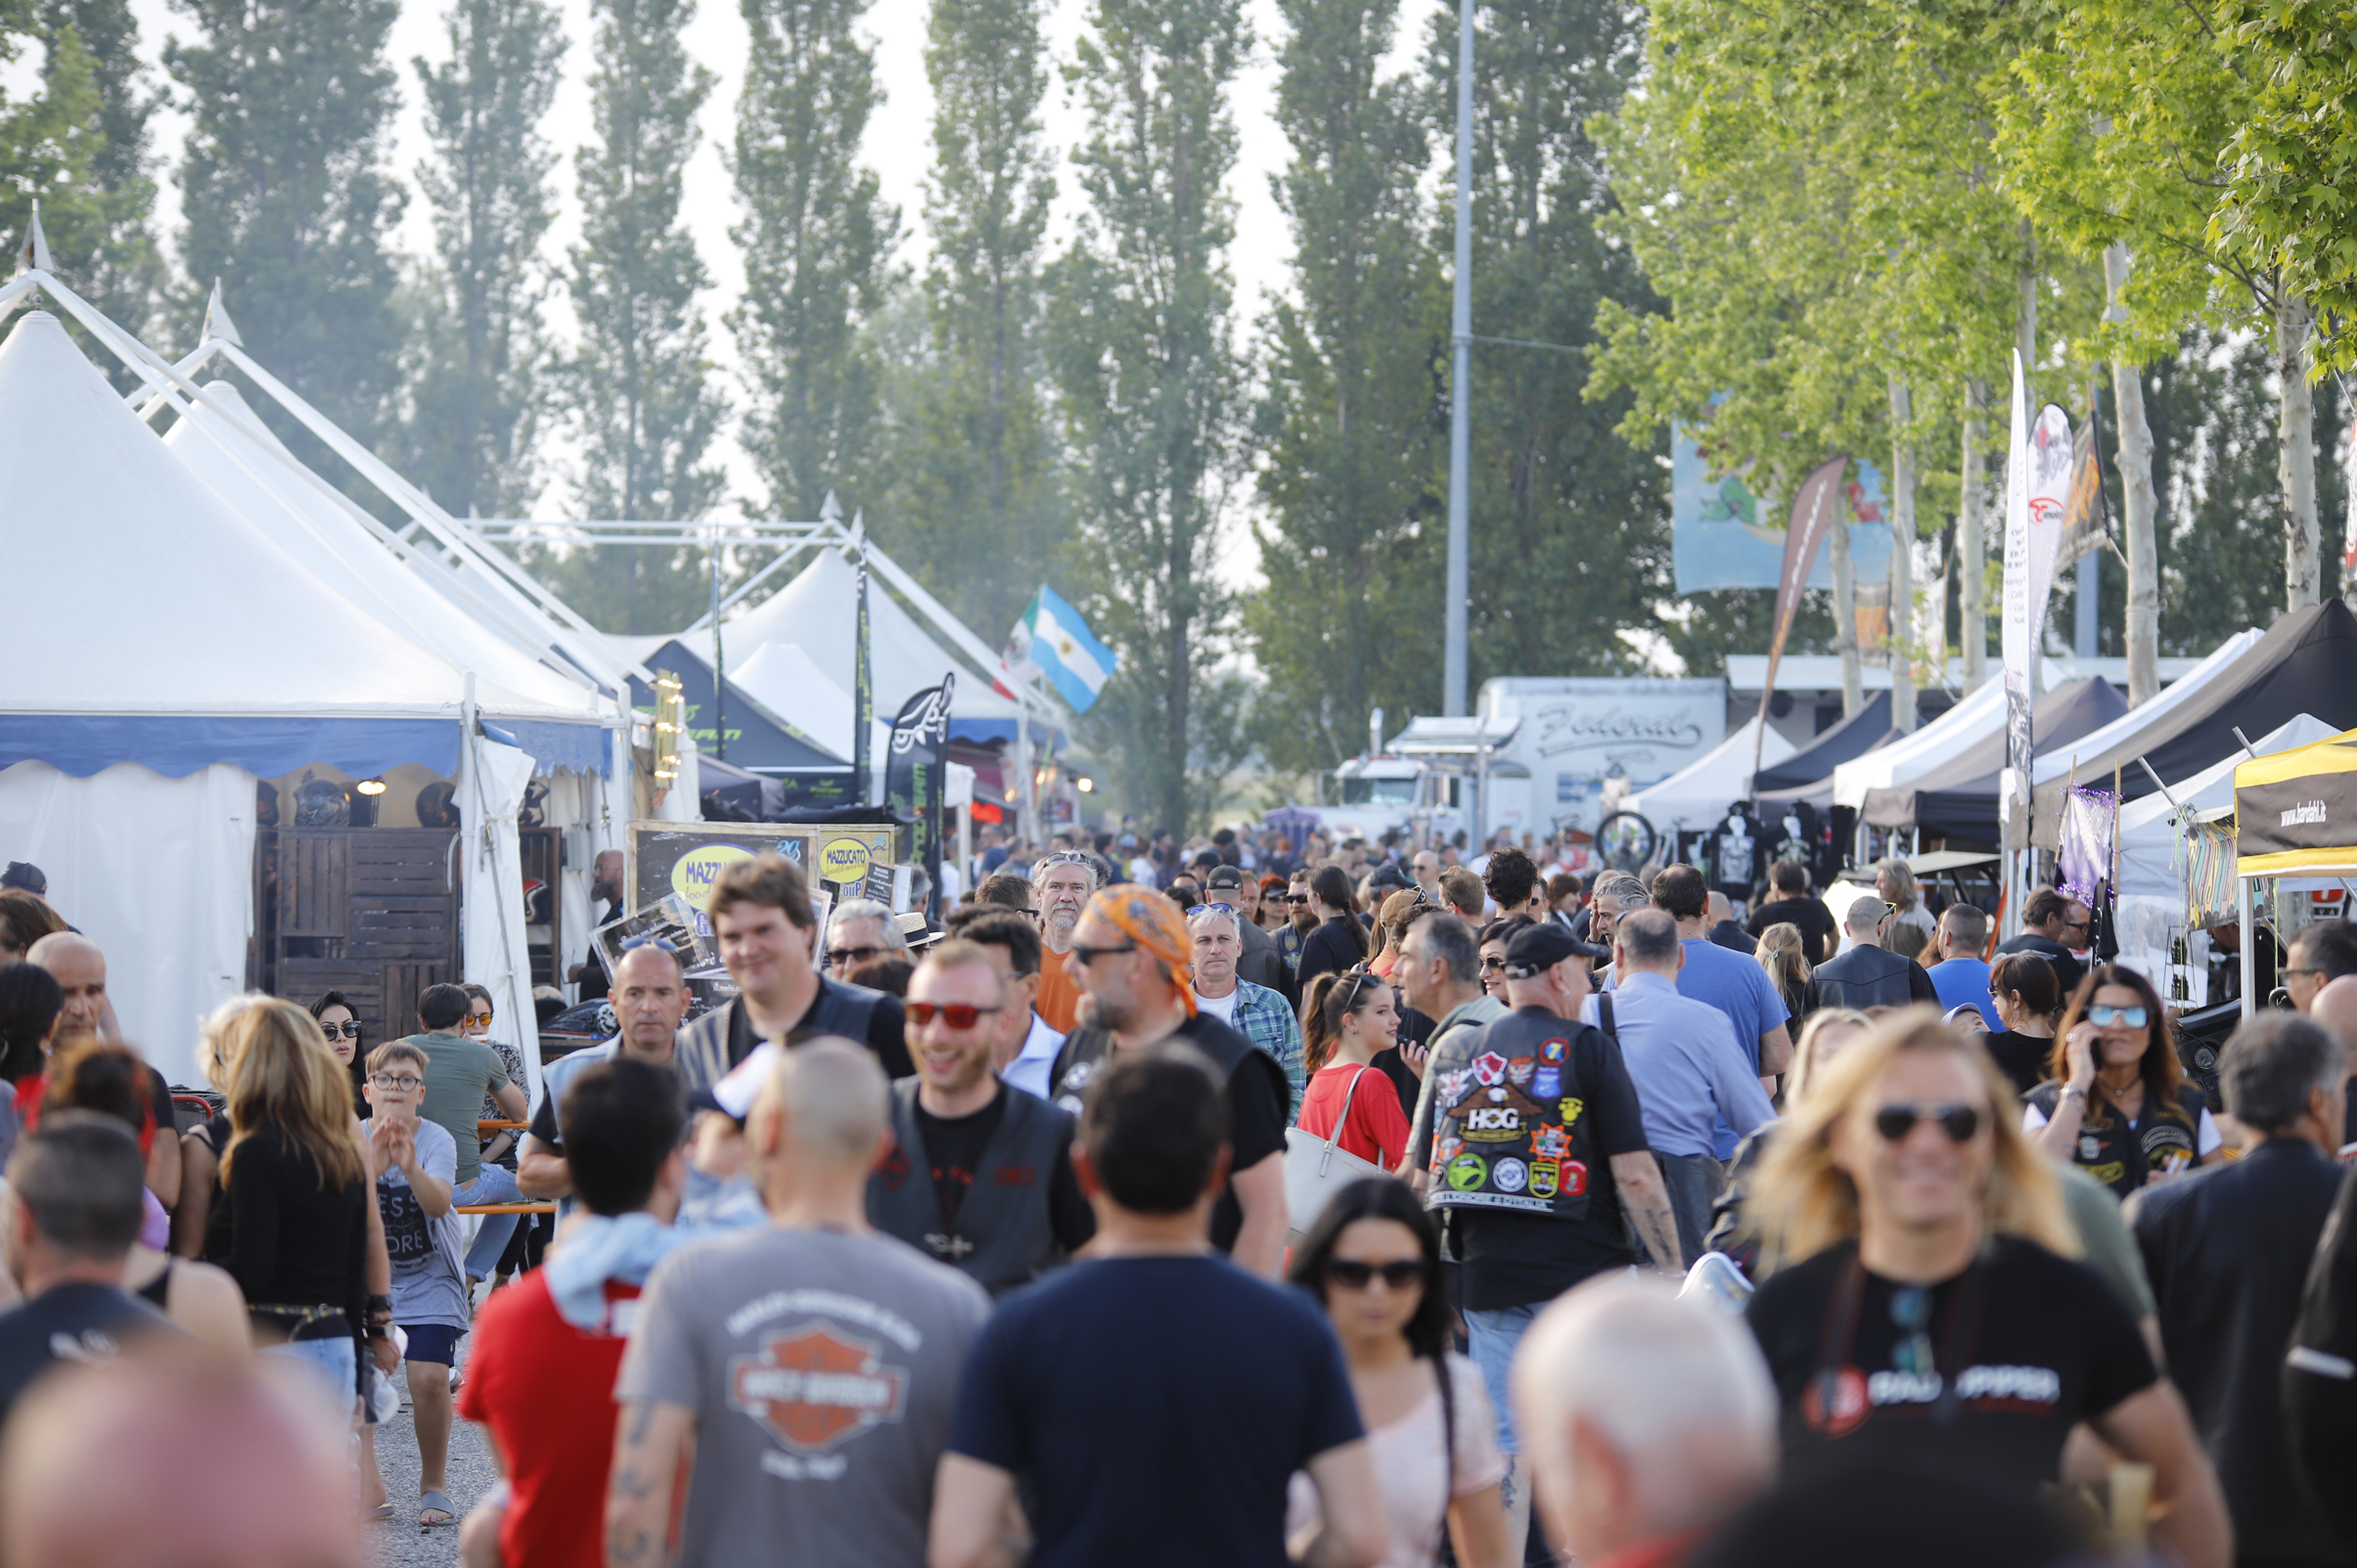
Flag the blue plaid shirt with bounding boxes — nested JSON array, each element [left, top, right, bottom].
[[1200, 978, 1305, 1119]]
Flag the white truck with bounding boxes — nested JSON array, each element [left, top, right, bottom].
[[1296, 678, 1727, 847]]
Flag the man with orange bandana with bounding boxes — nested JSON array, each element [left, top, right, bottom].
[[1048, 885, 1292, 1277]]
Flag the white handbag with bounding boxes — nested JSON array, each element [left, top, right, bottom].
[[1284, 1065, 1391, 1244]]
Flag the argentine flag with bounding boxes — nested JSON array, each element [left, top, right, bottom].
[[998, 586, 1116, 712]]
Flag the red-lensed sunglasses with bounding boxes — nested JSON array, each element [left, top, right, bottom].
[[905, 1002, 1005, 1029]]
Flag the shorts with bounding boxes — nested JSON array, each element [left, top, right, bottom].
[[402, 1322, 463, 1366]]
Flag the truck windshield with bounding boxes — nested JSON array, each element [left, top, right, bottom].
[[1339, 777, 1417, 805]]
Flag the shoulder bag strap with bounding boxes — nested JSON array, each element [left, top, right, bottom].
[[1326, 1064, 1366, 1152], [1596, 993, 1616, 1044], [1433, 1351, 1458, 1556]]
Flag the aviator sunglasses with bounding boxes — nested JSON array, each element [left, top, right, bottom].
[[1873, 1102, 1982, 1142]]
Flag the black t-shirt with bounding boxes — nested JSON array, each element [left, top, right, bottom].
[[1294, 918, 1368, 992], [1981, 1031, 2054, 1098], [1745, 1236, 2158, 1494], [946, 1255, 1364, 1568], [1747, 895, 1838, 965], [1050, 1013, 1287, 1256], [0, 1282, 180, 1431], [914, 1085, 1095, 1252], [1437, 1008, 1652, 1312], [1994, 933, 2086, 999]]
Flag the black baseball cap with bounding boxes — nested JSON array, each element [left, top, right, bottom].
[[1504, 921, 1606, 977], [1205, 865, 1247, 891]]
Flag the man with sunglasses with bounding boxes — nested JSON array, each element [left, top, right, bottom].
[[824, 897, 908, 981], [1276, 870, 1318, 977], [1047, 886, 1292, 1278], [1994, 887, 2090, 998], [867, 944, 1093, 1293]]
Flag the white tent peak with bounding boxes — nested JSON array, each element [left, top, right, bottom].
[[820, 489, 842, 526], [201, 279, 245, 346], [16, 201, 51, 276]]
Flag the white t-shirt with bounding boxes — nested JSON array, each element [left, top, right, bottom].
[[1127, 856, 1156, 883], [1192, 988, 1242, 1027]]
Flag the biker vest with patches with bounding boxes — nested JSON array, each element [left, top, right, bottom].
[[1424, 1007, 1609, 1220], [2026, 1079, 2208, 1197]]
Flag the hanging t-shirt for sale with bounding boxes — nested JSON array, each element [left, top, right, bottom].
[[377, 1117, 469, 1330], [614, 1226, 992, 1568]]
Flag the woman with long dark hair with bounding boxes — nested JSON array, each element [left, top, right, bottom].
[[1286, 1179, 1514, 1568], [1982, 952, 2061, 1097], [310, 991, 368, 1121], [2024, 963, 2217, 1197], [1295, 865, 1372, 991], [0, 962, 62, 1170], [1296, 971, 1411, 1167]]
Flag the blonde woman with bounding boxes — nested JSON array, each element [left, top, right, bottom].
[[1740, 1010, 2229, 1565], [213, 998, 372, 1417], [1754, 921, 1819, 1030]]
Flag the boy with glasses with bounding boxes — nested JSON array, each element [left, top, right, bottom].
[[361, 1040, 469, 1528]]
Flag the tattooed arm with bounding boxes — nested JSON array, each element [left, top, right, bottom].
[[1607, 1151, 1685, 1275], [606, 1400, 695, 1568]]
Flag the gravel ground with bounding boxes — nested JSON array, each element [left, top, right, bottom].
[[364, 1336, 497, 1568]]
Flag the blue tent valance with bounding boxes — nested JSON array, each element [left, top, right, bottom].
[[0, 715, 610, 781]]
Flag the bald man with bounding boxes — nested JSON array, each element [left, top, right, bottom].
[[2312, 976, 2357, 1144], [1, 1352, 359, 1568], [606, 1040, 992, 1567], [26, 933, 179, 1207], [1511, 1275, 1780, 1566]]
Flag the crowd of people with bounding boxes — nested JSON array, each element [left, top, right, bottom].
[[5, 834, 2357, 1568]]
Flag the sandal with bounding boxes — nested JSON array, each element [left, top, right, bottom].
[[362, 1502, 394, 1523], [419, 1491, 456, 1528]]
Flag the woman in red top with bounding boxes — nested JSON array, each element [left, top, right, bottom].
[[1296, 969, 1412, 1168]]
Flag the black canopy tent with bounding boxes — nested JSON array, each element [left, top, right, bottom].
[[1753, 692, 1894, 804], [2029, 599, 2357, 847], [1863, 677, 2129, 843], [623, 639, 845, 776]]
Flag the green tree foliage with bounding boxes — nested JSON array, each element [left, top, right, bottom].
[[1047, 0, 1248, 830], [170, 0, 410, 445], [1426, 0, 1664, 685], [398, 0, 566, 518], [531, 0, 727, 634], [729, 0, 898, 521], [0, 19, 111, 291], [868, 0, 1064, 641], [1244, 0, 1443, 776], [31, 0, 163, 344]]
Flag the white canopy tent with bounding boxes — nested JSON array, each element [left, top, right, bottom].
[[0, 306, 547, 1093], [1621, 717, 1798, 827], [1833, 677, 2010, 807]]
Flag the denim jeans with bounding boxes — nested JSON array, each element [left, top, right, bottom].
[[1464, 1302, 1542, 1456], [454, 1164, 523, 1278], [266, 1334, 357, 1418]]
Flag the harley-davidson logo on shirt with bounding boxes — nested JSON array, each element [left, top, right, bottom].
[[729, 1322, 909, 1457]]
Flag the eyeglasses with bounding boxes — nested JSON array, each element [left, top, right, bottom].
[[621, 934, 679, 954], [369, 1073, 425, 1092], [827, 945, 886, 968], [320, 1020, 361, 1040], [1873, 1102, 1982, 1142], [2086, 1004, 2149, 1029], [2286, 966, 2327, 980], [1067, 941, 1139, 965], [1325, 1259, 1423, 1291], [465, 1010, 494, 1026], [906, 1001, 1005, 1028]]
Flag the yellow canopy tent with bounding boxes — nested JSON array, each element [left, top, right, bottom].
[[2232, 728, 2357, 1014]]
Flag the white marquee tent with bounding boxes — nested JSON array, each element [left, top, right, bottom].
[[1622, 717, 1798, 827], [1832, 678, 2010, 808]]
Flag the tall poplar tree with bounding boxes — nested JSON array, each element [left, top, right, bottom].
[[537, 0, 726, 633], [1048, 0, 1247, 831], [1246, 0, 1442, 776], [170, 0, 409, 443], [400, 0, 566, 517], [729, 0, 897, 520], [1424, 0, 1661, 685], [33, 0, 162, 341], [875, 0, 1062, 640]]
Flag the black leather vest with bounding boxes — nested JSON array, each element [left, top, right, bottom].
[[865, 1080, 1075, 1295]]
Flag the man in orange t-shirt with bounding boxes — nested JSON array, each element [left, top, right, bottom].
[[457, 1058, 688, 1568], [1030, 852, 1100, 1033]]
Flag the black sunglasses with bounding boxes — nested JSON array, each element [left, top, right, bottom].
[[1873, 1102, 1981, 1143], [320, 1020, 362, 1040], [827, 944, 886, 967], [1067, 940, 1138, 965], [1326, 1259, 1423, 1291]]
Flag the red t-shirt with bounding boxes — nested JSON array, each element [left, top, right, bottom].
[[457, 1270, 641, 1568], [1296, 1063, 1410, 1169]]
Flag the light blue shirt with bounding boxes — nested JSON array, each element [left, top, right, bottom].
[[1583, 971, 1777, 1160], [1927, 957, 1999, 1029], [1669, 936, 1790, 1157], [1002, 1011, 1068, 1100]]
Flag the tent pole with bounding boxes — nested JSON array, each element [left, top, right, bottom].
[[2241, 877, 2256, 1022]]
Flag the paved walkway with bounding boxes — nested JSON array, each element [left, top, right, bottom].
[[364, 1342, 497, 1568]]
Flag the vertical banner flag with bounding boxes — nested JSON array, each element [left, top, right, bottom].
[[853, 538, 874, 803], [2054, 404, 2112, 575], [885, 674, 954, 920], [1752, 456, 1849, 776], [2001, 349, 2074, 824], [997, 585, 1116, 713]]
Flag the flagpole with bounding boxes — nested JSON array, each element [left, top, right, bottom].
[[854, 530, 873, 805]]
